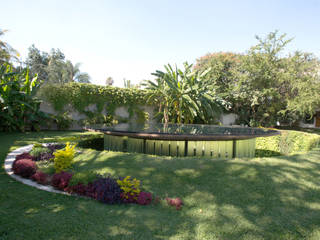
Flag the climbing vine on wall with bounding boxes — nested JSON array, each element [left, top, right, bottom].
[[39, 83, 150, 126]]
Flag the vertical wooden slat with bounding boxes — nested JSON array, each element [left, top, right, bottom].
[[177, 141, 185, 157], [170, 141, 177, 157], [225, 141, 233, 159], [188, 141, 196, 156]]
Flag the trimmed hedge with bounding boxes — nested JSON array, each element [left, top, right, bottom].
[[256, 130, 320, 157]]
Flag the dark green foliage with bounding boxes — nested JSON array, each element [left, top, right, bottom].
[[195, 31, 320, 126], [77, 136, 104, 150]]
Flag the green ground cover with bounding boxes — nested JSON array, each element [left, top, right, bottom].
[[1, 131, 320, 239]]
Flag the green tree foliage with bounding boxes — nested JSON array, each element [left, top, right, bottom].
[[26, 45, 90, 84], [143, 62, 228, 124], [196, 31, 320, 126], [0, 63, 48, 131]]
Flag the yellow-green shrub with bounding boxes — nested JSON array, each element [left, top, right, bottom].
[[117, 176, 140, 200], [53, 142, 76, 173], [256, 130, 320, 157]]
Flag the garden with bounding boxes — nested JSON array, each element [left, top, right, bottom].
[[1, 29, 320, 239]]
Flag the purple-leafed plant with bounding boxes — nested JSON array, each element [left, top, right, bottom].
[[46, 143, 65, 153], [32, 152, 54, 161], [91, 177, 123, 204]]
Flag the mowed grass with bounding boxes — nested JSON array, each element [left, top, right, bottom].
[[1, 131, 320, 240]]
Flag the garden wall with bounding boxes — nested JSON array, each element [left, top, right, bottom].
[[38, 82, 238, 130]]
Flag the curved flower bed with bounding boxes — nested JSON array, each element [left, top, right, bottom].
[[4, 143, 177, 207]]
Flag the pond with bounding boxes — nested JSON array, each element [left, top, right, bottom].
[[85, 123, 280, 158]]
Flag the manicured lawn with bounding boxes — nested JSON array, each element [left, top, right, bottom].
[[1, 131, 320, 239]]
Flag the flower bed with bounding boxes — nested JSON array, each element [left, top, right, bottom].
[[6, 143, 182, 209]]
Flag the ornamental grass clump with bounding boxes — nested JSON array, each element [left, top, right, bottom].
[[53, 142, 76, 173], [117, 176, 141, 203]]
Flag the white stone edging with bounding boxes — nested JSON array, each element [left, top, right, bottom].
[[4, 144, 69, 195]]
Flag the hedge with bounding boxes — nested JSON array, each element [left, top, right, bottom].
[[255, 130, 320, 157]]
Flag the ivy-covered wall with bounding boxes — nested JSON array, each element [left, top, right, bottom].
[[39, 83, 154, 129]]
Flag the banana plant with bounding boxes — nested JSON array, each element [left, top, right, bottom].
[[0, 62, 48, 131], [143, 62, 229, 124]]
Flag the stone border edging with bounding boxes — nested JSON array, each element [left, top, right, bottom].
[[4, 144, 69, 195]]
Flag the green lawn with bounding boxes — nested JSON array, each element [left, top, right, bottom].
[[1, 131, 320, 240]]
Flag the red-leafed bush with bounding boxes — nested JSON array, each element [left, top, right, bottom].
[[66, 183, 87, 196], [12, 159, 37, 178], [166, 197, 183, 210], [51, 171, 72, 190], [137, 192, 152, 205], [15, 152, 33, 161], [31, 171, 49, 185]]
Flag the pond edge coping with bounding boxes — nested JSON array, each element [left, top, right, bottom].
[[4, 144, 69, 196]]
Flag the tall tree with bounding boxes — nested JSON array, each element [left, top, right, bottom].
[[106, 76, 114, 86], [65, 61, 90, 83], [0, 29, 19, 64], [25, 45, 91, 84]]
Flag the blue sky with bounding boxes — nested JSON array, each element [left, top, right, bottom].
[[1, 0, 320, 86]]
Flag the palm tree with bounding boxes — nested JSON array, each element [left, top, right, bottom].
[[0, 29, 20, 64], [65, 61, 90, 83]]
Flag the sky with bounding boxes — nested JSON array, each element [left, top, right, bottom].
[[1, 0, 320, 86]]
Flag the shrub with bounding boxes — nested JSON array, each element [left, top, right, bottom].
[[30, 146, 51, 160], [53, 142, 76, 173], [65, 183, 88, 196], [166, 197, 183, 210], [92, 177, 123, 204], [69, 171, 98, 186], [46, 143, 65, 153], [36, 161, 55, 175], [256, 130, 320, 157], [51, 171, 73, 190], [31, 171, 49, 185], [117, 176, 140, 201], [15, 152, 33, 161], [77, 136, 104, 151], [12, 159, 37, 178], [137, 192, 152, 205]]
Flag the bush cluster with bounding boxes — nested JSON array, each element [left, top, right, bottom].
[[11, 142, 157, 208]]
